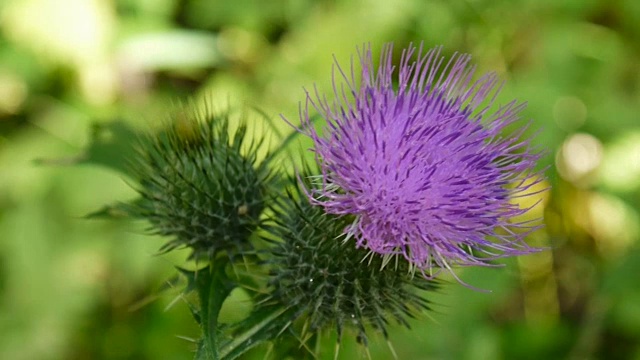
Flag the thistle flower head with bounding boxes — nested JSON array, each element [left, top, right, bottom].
[[298, 43, 544, 280], [261, 178, 437, 347], [128, 107, 272, 260]]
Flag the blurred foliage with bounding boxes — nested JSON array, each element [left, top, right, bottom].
[[1, 0, 639, 359]]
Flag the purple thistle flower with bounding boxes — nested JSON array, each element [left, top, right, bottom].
[[296, 42, 546, 282]]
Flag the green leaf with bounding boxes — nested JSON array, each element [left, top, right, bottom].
[[178, 261, 236, 360], [179, 262, 294, 360], [35, 120, 143, 177], [217, 306, 292, 360], [83, 202, 134, 219]]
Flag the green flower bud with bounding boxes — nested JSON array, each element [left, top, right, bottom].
[[128, 107, 273, 260]]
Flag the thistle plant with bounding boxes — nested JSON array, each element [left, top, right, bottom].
[[74, 42, 545, 359], [296, 43, 545, 283]]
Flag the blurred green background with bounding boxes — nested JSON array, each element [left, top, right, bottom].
[[1, 0, 639, 359]]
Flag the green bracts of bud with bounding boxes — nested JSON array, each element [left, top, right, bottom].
[[128, 108, 272, 260], [261, 179, 439, 347]]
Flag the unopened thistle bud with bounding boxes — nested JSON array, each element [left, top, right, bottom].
[[128, 106, 272, 260]]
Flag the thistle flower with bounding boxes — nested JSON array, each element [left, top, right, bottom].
[[128, 107, 272, 260], [297, 43, 544, 281], [261, 178, 437, 349]]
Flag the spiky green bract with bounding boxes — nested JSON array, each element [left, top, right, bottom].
[[260, 178, 439, 347], [128, 108, 273, 260]]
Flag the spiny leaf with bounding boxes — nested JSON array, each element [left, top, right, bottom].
[[189, 260, 236, 360], [217, 306, 293, 360], [188, 261, 294, 360]]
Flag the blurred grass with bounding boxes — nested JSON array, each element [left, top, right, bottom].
[[1, 0, 639, 359]]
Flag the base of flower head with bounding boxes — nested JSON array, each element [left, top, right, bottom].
[[260, 176, 439, 347]]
